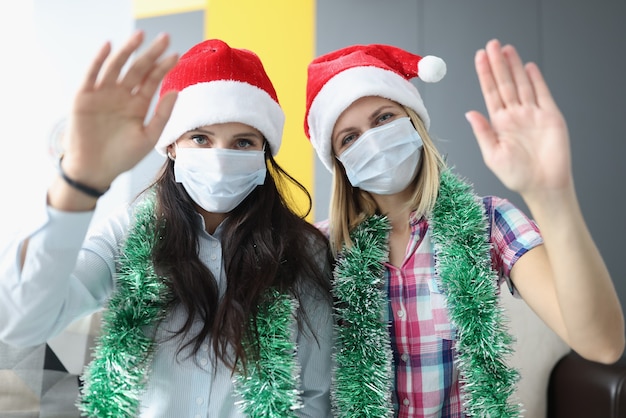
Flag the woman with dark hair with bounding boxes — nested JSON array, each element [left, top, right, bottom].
[[0, 31, 333, 417]]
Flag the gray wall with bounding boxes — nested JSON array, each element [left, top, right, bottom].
[[314, 0, 626, 323]]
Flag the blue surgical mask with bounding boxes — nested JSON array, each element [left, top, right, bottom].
[[337, 117, 422, 195]]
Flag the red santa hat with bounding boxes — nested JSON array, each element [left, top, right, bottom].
[[155, 39, 284, 156], [304, 43, 446, 171]]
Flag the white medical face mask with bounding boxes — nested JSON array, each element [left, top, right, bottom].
[[173, 147, 267, 213], [337, 117, 423, 195]]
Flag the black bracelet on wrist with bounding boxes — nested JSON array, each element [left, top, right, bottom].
[[58, 156, 109, 199]]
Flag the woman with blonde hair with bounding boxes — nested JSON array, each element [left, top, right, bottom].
[[303, 39, 624, 417]]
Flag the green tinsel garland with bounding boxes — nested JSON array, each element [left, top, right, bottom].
[[234, 288, 302, 417], [332, 215, 394, 417], [430, 170, 520, 417], [79, 191, 170, 417], [78, 192, 301, 417], [332, 169, 521, 417]]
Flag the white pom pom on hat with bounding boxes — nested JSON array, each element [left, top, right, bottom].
[[155, 39, 285, 156], [418, 55, 447, 83], [304, 43, 446, 171]]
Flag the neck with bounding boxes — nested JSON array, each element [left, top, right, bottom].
[[370, 188, 413, 233], [196, 205, 228, 235], [371, 190, 413, 268]]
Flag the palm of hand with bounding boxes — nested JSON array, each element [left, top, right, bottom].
[[61, 32, 178, 189], [483, 100, 571, 197], [467, 40, 574, 200], [69, 82, 157, 178]]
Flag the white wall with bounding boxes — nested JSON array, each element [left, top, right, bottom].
[[0, 0, 135, 240]]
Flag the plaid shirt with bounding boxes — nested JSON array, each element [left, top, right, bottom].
[[318, 196, 543, 418]]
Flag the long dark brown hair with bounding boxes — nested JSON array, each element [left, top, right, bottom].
[[146, 148, 332, 372]]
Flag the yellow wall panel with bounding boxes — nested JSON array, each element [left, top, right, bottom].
[[133, 0, 205, 19], [206, 0, 316, 219]]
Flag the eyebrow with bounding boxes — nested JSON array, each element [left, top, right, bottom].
[[191, 127, 263, 139]]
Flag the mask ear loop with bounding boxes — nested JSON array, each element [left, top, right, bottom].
[[261, 141, 271, 163]]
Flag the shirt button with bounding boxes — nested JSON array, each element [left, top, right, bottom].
[[200, 358, 208, 366], [403, 398, 410, 406], [201, 343, 209, 352], [397, 310, 405, 318], [196, 397, 204, 405], [212, 241, 218, 248], [210, 254, 217, 261], [401, 353, 409, 363]]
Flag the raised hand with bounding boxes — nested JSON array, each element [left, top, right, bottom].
[[59, 31, 178, 195], [465, 39, 572, 203]]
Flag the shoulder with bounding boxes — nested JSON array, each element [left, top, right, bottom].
[[301, 224, 332, 263], [481, 195, 518, 213], [313, 218, 330, 239], [84, 194, 152, 248], [481, 196, 540, 233], [481, 195, 543, 269]]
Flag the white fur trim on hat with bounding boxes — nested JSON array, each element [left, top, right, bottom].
[[307, 66, 430, 172], [155, 80, 285, 156]]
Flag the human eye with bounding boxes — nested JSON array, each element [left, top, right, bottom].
[[235, 137, 260, 150], [190, 134, 209, 146], [341, 133, 358, 148], [375, 112, 394, 125]]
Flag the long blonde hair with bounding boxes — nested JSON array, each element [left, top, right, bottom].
[[327, 105, 445, 255]]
